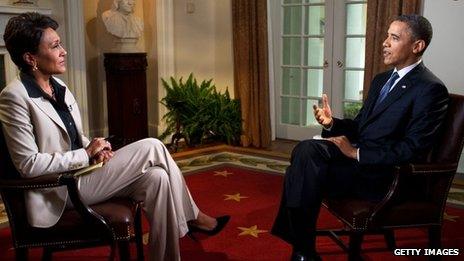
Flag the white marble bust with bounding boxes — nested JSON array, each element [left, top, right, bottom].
[[102, 0, 143, 39]]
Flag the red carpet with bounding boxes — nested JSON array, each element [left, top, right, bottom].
[[1, 165, 464, 260]]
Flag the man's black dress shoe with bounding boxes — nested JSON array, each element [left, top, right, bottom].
[[290, 251, 322, 261], [187, 215, 230, 238]]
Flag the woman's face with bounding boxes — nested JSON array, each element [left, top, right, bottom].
[[33, 27, 67, 75]]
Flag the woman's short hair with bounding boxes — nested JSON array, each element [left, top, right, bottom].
[[3, 12, 59, 72]]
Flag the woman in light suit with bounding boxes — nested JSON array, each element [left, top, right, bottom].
[[0, 12, 229, 261]]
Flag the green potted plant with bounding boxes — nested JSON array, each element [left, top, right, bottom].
[[343, 102, 362, 119], [159, 73, 241, 147]]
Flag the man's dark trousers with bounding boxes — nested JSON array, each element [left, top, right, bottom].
[[271, 139, 390, 254], [271, 63, 449, 254]]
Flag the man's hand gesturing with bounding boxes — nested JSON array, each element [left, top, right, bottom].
[[313, 94, 333, 128]]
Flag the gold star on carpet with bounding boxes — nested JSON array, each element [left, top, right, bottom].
[[444, 212, 459, 222], [237, 225, 267, 238], [223, 193, 248, 202], [214, 170, 233, 177]]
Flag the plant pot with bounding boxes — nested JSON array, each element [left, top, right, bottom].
[[186, 131, 203, 147]]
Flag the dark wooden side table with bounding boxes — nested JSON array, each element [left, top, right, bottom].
[[103, 53, 148, 148]]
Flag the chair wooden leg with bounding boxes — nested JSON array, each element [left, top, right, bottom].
[[108, 243, 116, 261], [348, 232, 364, 261], [383, 229, 396, 250], [134, 206, 144, 261], [15, 248, 28, 261], [428, 225, 442, 249], [428, 226, 443, 261], [41, 247, 53, 261], [118, 241, 130, 261]]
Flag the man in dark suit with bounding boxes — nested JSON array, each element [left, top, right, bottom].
[[271, 14, 449, 261]]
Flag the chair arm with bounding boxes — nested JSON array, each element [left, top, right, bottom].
[[0, 172, 114, 240], [0, 173, 62, 189], [399, 163, 458, 175], [58, 173, 115, 240], [368, 162, 457, 225]]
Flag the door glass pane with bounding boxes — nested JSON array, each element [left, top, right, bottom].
[[302, 99, 319, 126], [284, 0, 302, 4], [303, 69, 323, 97], [283, 6, 302, 35], [283, 37, 301, 65], [346, 4, 367, 35], [304, 0, 325, 3], [303, 38, 324, 66], [282, 68, 301, 95], [344, 70, 364, 101], [345, 37, 365, 68], [281, 97, 300, 125], [304, 6, 325, 35]]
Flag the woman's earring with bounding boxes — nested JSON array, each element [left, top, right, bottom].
[[32, 62, 38, 71]]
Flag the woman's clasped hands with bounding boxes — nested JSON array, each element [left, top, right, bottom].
[[85, 138, 114, 164]]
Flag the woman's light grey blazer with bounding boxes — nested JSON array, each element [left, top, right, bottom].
[[0, 76, 90, 228]]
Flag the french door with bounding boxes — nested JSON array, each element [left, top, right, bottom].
[[270, 0, 367, 140]]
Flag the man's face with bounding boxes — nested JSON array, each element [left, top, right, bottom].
[[118, 0, 135, 15], [382, 21, 422, 70]]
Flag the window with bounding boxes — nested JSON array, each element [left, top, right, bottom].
[[271, 0, 367, 140]]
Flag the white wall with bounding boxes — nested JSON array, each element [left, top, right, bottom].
[[423, 0, 464, 94], [84, 0, 152, 137], [173, 0, 234, 95], [423, 0, 464, 173], [82, 0, 233, 137]]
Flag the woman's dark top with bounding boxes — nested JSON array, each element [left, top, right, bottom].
[[20, 72, 82, 150]]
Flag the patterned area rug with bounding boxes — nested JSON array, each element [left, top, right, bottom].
[[1, 150, 464, 228], [448, 186, 464, 208], [176, 151, 464, 208], [179, 165, 464, 260], [1, 151, 464, 260], [176, 152, 289, 175]]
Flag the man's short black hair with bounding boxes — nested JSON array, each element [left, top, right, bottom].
[[394, 14, 433, 56], [3, 12, 59, 72]]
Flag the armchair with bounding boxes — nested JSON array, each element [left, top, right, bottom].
[[0, 125, 144, 261], [319, 93, 464, 260]]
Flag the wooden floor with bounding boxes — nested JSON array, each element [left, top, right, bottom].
[[267, 139, 298, 155]]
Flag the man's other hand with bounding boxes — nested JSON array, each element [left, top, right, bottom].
[[326, 135, 357, 160], [313, 94, 333, 128]]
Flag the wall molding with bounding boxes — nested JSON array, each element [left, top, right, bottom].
[[63, 0, 89, 133], [156, 0, 175, 136], [0, 4, 52, 84], [267, 0, 276, 140], [0, 3, 51, 16]]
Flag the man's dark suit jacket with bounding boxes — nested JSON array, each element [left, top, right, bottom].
[[320, 62, 449, 199], [271, 62, 449, 244]]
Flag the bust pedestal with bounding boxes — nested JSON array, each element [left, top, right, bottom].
[[113, 38, 140, 53], [104, 53, 148, 147]]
